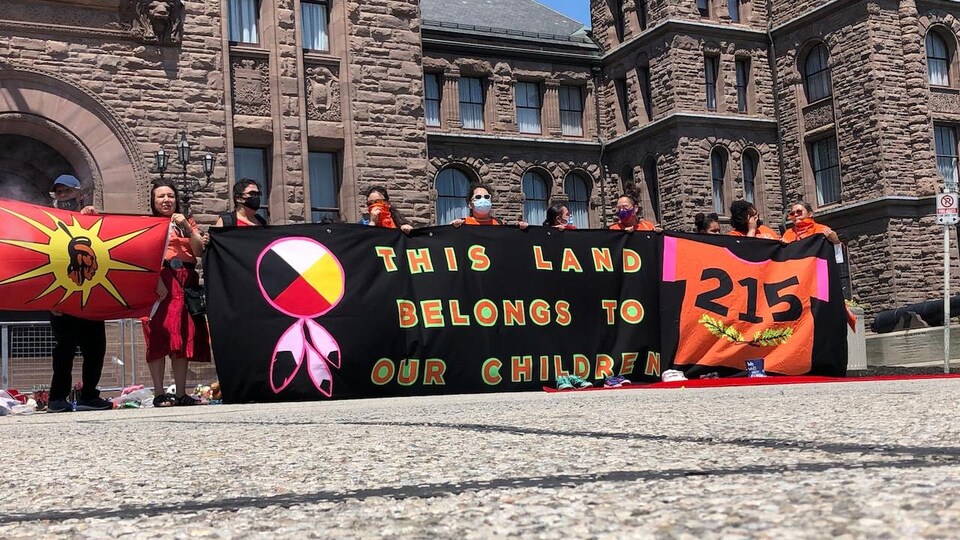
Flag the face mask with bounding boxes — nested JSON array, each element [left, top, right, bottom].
[[616, 207, 635, 222], [241, 195, 261, 211], [58, 199, 80, 211], [473, 198, 492, 216]]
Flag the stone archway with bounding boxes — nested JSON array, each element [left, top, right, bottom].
[[0, 133, 78, 205], [0, 65, 147, 212]]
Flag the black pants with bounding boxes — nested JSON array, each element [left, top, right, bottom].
[[49, 314, 106, 401]]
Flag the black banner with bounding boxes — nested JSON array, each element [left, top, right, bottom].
[[206, 225, 663, 402]]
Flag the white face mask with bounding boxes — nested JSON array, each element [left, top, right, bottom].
[[473, 198, 492, 215]]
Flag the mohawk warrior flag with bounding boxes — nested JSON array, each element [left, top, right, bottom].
[[0, 198, 169, 320]]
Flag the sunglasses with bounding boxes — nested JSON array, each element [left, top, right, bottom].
[[472, 194, 492, 200], [788, 210, 804, 216]]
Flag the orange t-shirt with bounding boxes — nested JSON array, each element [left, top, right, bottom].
[[782, 220, 830, 243], [609, 219, 656, 231], [728, 224, 780, 240], [464, 216, 500, 226], [164, 218, 200, 263]]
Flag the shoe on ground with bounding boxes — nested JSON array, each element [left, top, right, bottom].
[[556, 376, 574, 390], [661, 369, 688, 382], [604, 375, 631, 388], [75, 396, 113, 411], [46, 399, 73, 413], [568, 375, 593, 389]]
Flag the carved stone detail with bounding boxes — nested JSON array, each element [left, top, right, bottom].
[[231, 57, 271, 117], [127, 0, 184, 45], [305, 64, 342, 122], [802, 101, 834, 130], [930, 91, 960, 114]]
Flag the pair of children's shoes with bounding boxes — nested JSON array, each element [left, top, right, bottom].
[[556, 375, 592, 390]]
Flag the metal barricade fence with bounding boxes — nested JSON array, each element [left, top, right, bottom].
[[0, 319, 218, 394]]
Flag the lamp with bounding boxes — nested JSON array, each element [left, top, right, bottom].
[[202, 153, 214, 180], [155, 148, 168, 181], [153, 130, 214, 212], [177, 130, 190, 167]]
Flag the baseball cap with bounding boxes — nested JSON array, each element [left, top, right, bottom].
[[52, 174, 81, 189]]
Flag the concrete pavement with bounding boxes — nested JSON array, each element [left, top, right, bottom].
[[1, 379, 959, 538]]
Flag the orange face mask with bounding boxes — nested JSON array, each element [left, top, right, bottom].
[[369, 201, 395, 229]]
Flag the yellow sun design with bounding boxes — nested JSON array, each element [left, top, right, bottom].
[[0, 206, 156, 308]]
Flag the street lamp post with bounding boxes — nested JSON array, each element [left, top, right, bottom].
[[154, 130, 214, 212]]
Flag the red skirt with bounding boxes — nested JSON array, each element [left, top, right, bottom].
[[143, 266, 211, 363]]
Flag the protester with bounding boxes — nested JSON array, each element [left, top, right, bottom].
[[694, 212, 721, 234], [360, 185, 413, 234], [143, 180, 210, 407], [451, 182, 528, 229], [46, 174, 113, 413], [543, 202, 575, 230], [728, 200, 780, 239], [782, 201, 841, 244], [214, 179, 266, 227], [609, 185, 660, 232]]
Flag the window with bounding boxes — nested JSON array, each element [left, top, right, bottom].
[[742, 150, 758, 204], [711, 148, 727, 214], [639, 66, 653, 121], [559, 85, 583, 136], [621, 164, 634, 188], [728, 0, 740, 22], [736, 58, 750, 113], [301, 1, 329, 51], [564, 173, 591, 228], [459, 77, 484, 130], [935, 125, 959, 188], [424, 74, 441, 127], [234, 147, 269, 219], [927, 31, 951, 87], [639, 0, 648, 30], [522, 171, 550, 224], [228, 0, 259, 44], [804, 43, 832, 103], [697, 0, 711, 18], [810, 137, 841, 205], [615, 77, 629, 128], [614, 0, 625, 41], [435, 168, 471, 223], [705, 56, 719, 112], [643, 156, 660, 221], [307, 152, 338, 222], [516, 82, 542, 134]]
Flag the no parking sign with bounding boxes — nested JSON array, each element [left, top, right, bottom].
[[937, 192, 959, 225]]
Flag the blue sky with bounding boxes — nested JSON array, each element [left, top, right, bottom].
[[539, 0, 591, 27]]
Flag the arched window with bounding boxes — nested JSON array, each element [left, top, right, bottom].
[[620, 164, 634, 190], [522, 170, 550, 225], [435, 167, 471, 224], [642, 156, 660, 222], [564, 173, 591, 228], [927, 31, 951, 86], [742, 149, 759, 204], [803, 43, 832, 103], [710, 148, 728, 214]]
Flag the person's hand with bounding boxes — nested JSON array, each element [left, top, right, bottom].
[[625, 225, 636, 233], [79, 206, 98, 216], [553, 223, 567, 231], [747, 214, 759, 236], [51, 309, 63, 316], [824, 228, 840, 244], [400, 224, 413, 234], [201, 231, 211, 247], [369, 205, 382, 224], [517, 220, 529, 230], [654, 224, 664, 233], [156, 279, 168, 301], [451, 218, 464, 228]]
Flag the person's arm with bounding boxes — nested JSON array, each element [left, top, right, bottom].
[[823, 227, 841, 244], [451, 218, 464, 228], [80, 206, 98, 216], [517, 220, 529, 230], [746, 214, 759, 237], [173, 214, 204, 256], [213, 215, 224, 228]]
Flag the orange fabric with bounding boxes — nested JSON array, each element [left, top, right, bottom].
[[665, 237, 824, 375], [164, 218, 200, 263], [370, 202, 396, 229], [728, 225, 780, 240], [609, 219, 656, 231], [782, 220, 830, 243], [464, 216, 500, 226]]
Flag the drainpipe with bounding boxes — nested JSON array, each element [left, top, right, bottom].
[[767, 0, 789, 232], [593, 65, 609, 228]]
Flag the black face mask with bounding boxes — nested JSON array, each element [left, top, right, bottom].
[[241, 195, 261, 211], [58, 199, 80, 211]]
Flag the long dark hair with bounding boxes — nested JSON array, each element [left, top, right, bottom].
[[149, 180, 181, 217], [544, 203, 567, 226], [729, 200, 755, 234], [365, 184, 411, 227]]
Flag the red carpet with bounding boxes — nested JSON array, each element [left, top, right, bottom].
[[542, 373, 960, 393]]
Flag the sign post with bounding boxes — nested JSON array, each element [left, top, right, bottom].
[[937, 191, 959, 374]]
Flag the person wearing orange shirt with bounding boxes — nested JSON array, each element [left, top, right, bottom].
[[782, 201, 840, 244], [143, 180, 210, 407], [728, 199, 780, 240], [609, 185, 660, 232], [451, 182, 528, 229]]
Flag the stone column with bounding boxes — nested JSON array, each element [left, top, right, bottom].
[[442, 68, 461, 129], [584, 79, 598, 139], [544, 79, 561, 137]]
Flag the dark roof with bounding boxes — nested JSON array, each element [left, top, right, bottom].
[[420, 0, 588, 41]]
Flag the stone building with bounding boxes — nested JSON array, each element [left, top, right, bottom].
[[0, 0, 957, 326]]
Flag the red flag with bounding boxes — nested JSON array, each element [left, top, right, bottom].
[[0, 198, 169, 320]]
